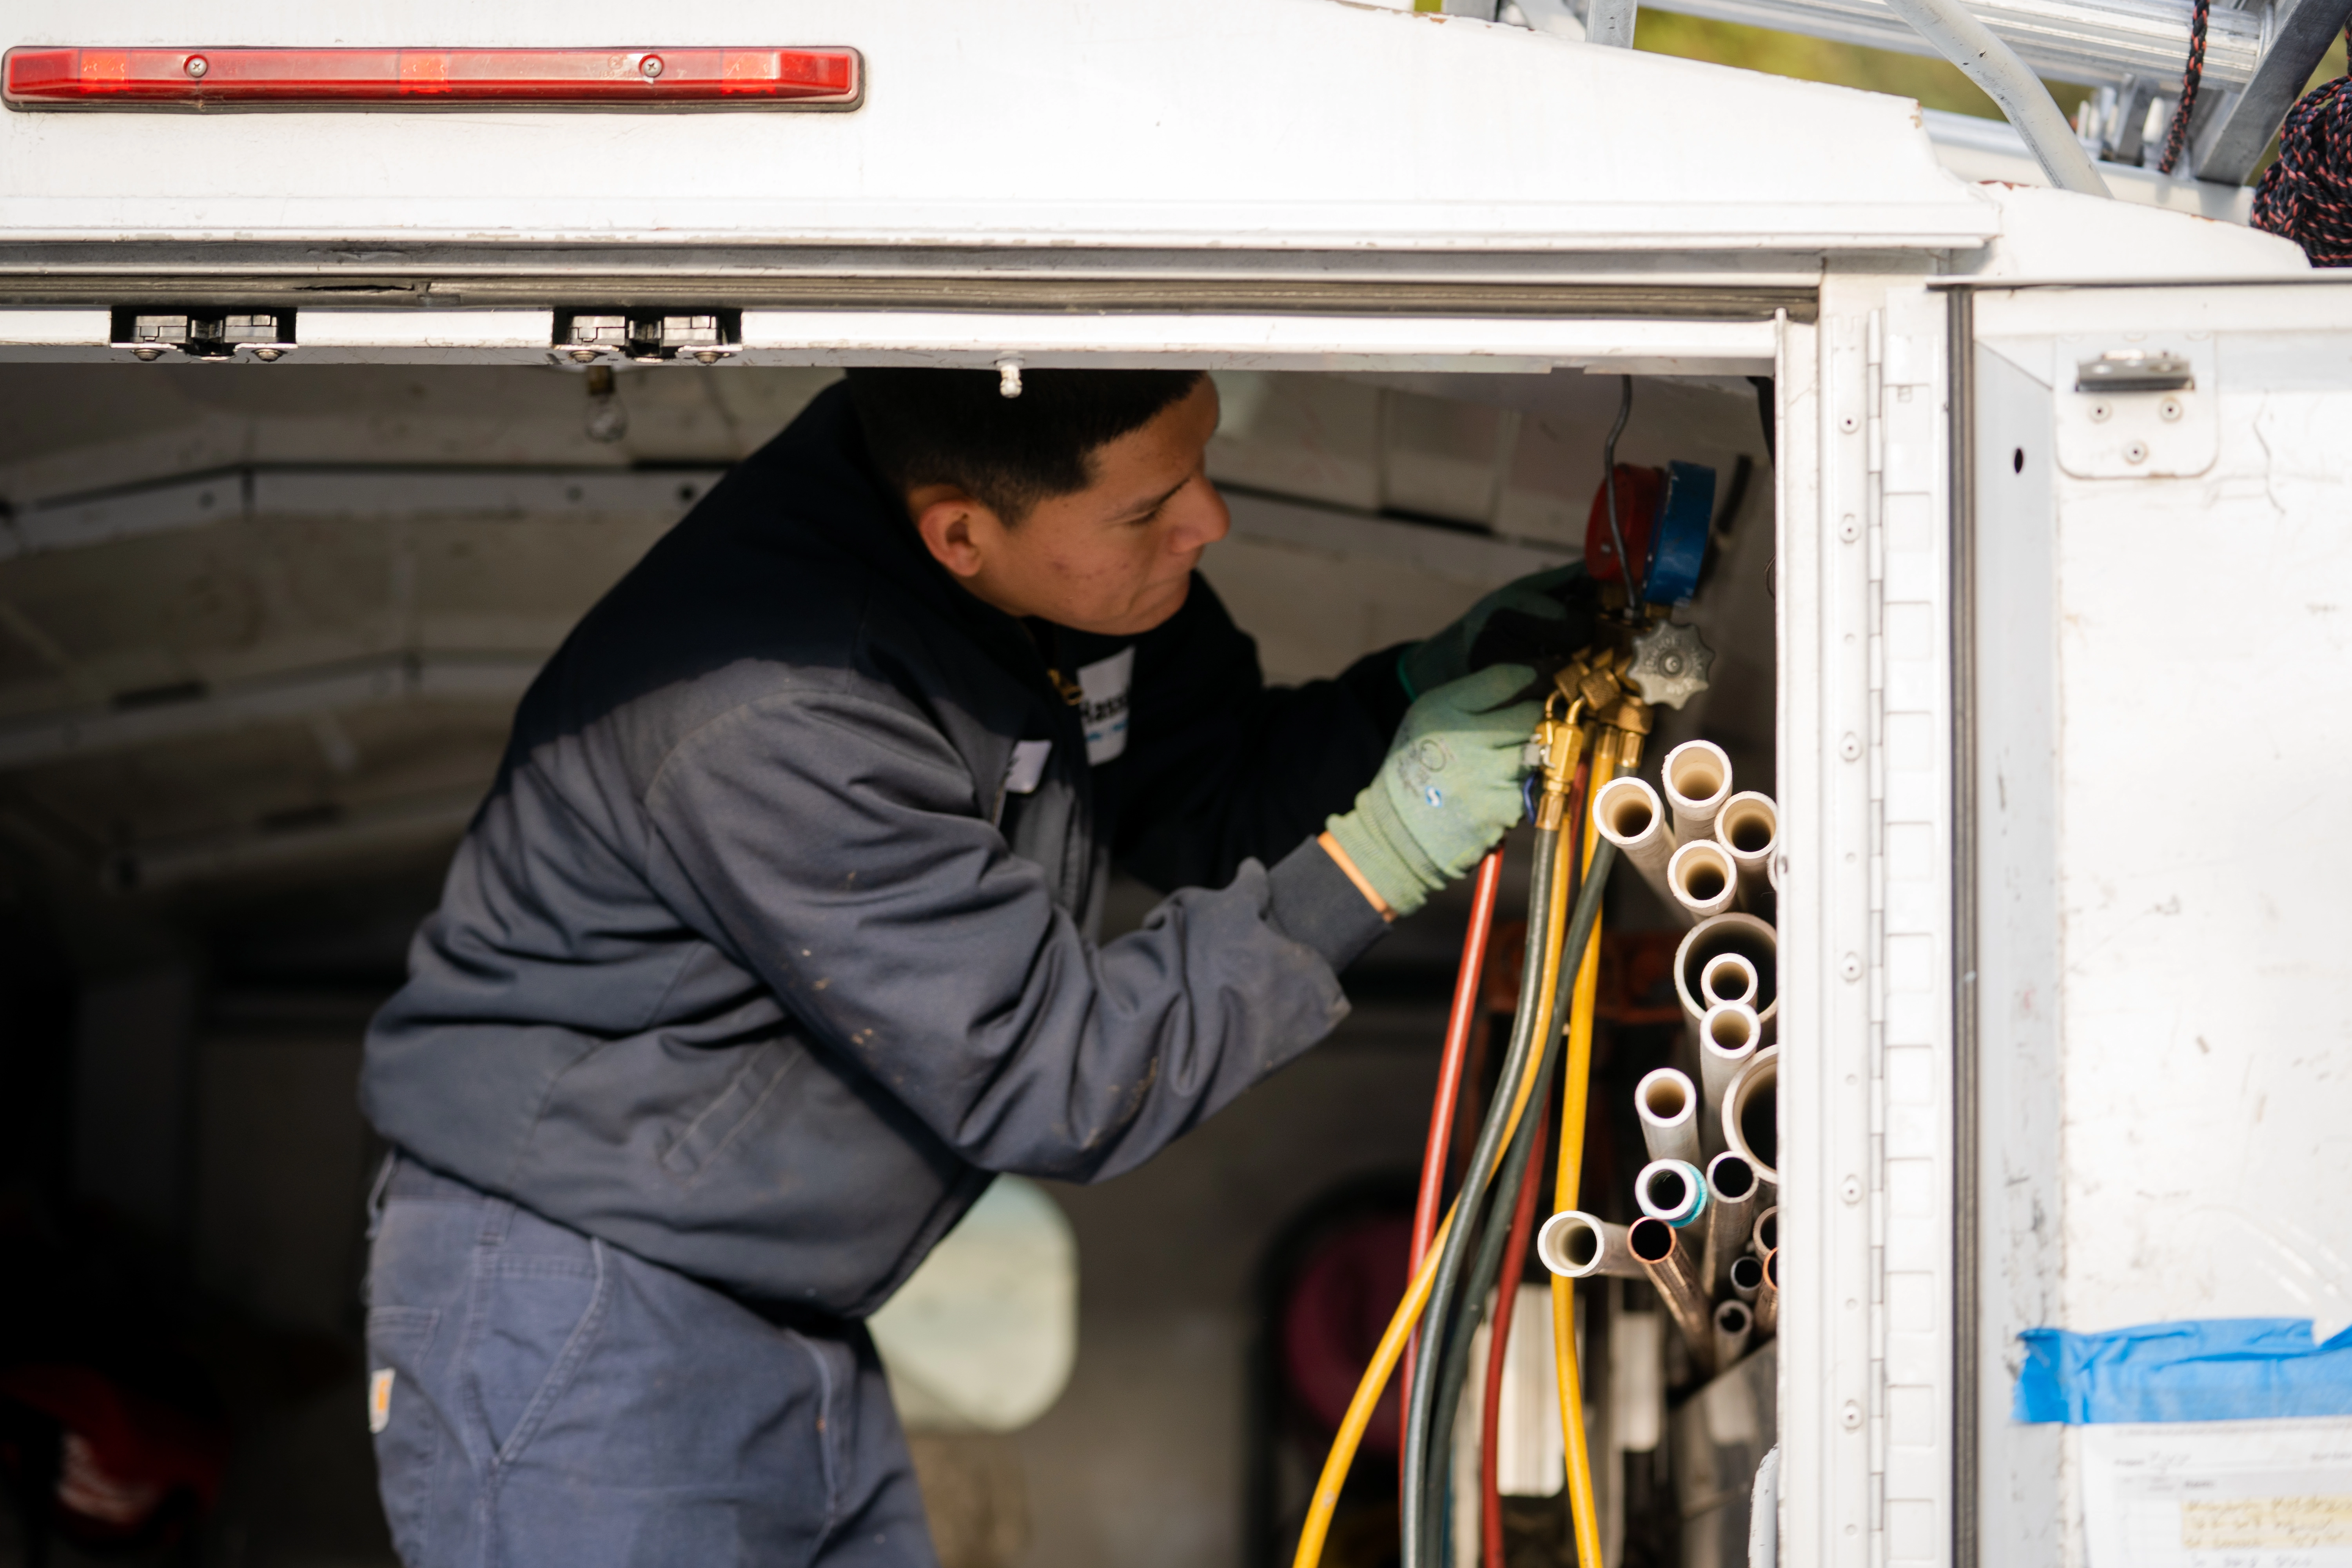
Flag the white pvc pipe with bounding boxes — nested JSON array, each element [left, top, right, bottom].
[[1674, 913, 1777, 1047], [1635, 1067, 1703, 1167], [1701, 953, 1757, 1010], [1635, 1158, 1708, 1229], [1699, 1001, 1760, 1137], [1666, 838, 1740, 927], [1535, 1210, 1644, 1280], [1594, 775, 1677, 907], [1661, 739, 1733, 846], [1722, 1045, 1780, 1187], [1714, 791, 1779, 909]]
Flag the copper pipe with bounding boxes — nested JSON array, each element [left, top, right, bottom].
[[1628, 1216, 1714, 1374]]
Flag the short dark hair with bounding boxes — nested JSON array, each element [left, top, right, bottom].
[[846, 367, 1207, 522]]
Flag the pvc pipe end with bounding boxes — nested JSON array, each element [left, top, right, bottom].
[[1702, 1001, 1761, 1058], [1636, 1157, 1708, 1227], [1636, 1067, 1697, 1128], [1716, 791, 1779, 858], [1662, 739, 1733, 816], [1706, 1151, 1757, 1202], [1700, 952, 1759, 1009], [1537, 1210, 1606, 1278], [1595, 775, 1668, 848], [1668, 839, 1737, 909]]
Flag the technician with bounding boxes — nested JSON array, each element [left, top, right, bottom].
[[358, 368, 1587, 1566]]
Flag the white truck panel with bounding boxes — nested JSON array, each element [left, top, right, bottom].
[[1972, 280, 2352, 1565], [0, 0, 1998, 252]]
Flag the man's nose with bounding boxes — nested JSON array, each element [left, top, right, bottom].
[[1169, 479, 1231, 554]]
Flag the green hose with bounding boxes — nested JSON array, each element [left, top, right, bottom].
[[1403, 837, 1618, 1567], [1398, 821, 1559, 1568]]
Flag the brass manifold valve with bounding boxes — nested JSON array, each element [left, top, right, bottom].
[[1528, 647, 1654, 829]]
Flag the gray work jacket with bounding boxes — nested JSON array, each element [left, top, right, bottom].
[[359, 384, 1405, 1316]]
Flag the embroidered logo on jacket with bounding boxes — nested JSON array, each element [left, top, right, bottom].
[[1076, 648, 1134, 765]]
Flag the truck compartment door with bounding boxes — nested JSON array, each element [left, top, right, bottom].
[[1964, 279, 2352, 1567]]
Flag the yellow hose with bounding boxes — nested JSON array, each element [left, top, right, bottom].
[[1550, 762, 1611, 1568], [1290, 823, 1578, 1568]]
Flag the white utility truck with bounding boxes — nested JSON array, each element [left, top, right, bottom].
[[0, 3, 2346, 1567]]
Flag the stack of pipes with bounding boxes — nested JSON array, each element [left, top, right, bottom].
[[1537, 739, 1782, 1378]]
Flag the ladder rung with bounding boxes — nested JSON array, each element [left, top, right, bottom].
[[1641, 0, 2261, 91]]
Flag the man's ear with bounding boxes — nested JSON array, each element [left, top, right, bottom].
[[908, 485, 998, 581]]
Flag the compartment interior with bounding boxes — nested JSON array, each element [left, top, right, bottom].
[[0, 358, 1782, 1568]]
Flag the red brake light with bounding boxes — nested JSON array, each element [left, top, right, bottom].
[[2, 47, 862, 110]]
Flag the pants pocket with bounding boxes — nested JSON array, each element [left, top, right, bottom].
[[472, 1253, 606, 1463], [365, 1304, 443, 1566]]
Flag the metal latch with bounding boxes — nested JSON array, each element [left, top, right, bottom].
[[555, 309, 741, 366], [2053, 338, 2216, 480], [2074, 349, 2194, 394], [112, 308, 294, 361]]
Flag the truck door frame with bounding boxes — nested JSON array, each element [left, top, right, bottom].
[[0, 274, 1923, 1563]]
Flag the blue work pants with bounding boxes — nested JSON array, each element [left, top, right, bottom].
[[363, 1158, 938, 1568]]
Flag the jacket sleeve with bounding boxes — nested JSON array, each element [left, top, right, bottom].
[[1113, 576, 1414, 895], [636, 685, 1363, 1183]]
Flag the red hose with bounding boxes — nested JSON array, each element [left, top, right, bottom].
[[1399, 848, 1504, 1470], [1479, 1095, 1552, 1568]]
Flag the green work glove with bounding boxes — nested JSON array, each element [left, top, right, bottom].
[[1399, 564, 1593, 700], [1327, 664, 1545, 918]]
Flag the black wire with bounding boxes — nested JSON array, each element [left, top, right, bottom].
[[2252, 23, 2352, 266], [2157, 0, 2209, 175], [1599, 376, 1638, 619]]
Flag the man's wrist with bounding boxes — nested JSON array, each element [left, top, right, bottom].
[[1325, 797, 1439, 920], [1318, 830, 1394, 922]]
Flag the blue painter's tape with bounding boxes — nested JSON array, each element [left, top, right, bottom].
[[2015, 1318, 2352, 1424]]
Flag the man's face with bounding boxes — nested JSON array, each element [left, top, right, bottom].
[[909, 378, 1230, 638]]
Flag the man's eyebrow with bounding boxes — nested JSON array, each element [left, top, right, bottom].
[[1108, 475, 1191, 521]]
